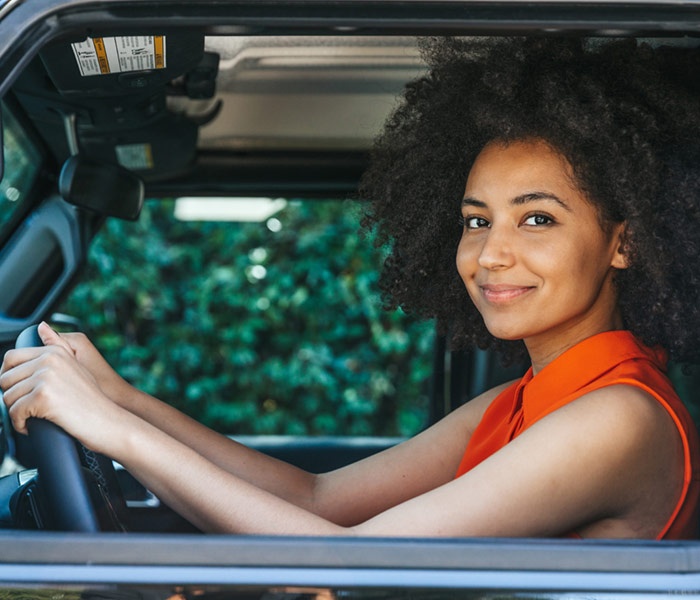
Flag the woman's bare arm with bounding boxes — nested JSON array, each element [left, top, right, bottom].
[[2, 323, 505, 526], [110, 383, 677, 537], [2, 328, 678, 537]]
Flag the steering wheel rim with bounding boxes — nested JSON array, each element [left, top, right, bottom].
[[16, 325, 102, 531]]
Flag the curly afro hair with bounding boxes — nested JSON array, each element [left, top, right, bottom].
[[360, 37, 700, 364]]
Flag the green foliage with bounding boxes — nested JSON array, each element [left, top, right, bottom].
[[62, 199, 435, 436]]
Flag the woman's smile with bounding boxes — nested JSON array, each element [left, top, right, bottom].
[[478, 283, 536, 305]]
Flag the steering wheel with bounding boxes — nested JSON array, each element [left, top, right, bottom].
[[15, 325, 127, 531]]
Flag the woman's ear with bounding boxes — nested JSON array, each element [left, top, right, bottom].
[[610, 222, 630, 270]]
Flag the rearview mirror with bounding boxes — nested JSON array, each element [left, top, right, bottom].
[[59, 156, 144, 221]]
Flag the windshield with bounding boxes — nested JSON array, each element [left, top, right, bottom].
[[62, 197, 435, 437]]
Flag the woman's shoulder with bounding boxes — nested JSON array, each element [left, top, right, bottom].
[[555, 384, 688, 538], [565, 383, 673, 431]]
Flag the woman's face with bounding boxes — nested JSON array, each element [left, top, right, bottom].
[[456, 139, 627, 358]]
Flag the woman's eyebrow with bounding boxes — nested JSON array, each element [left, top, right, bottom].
[[461, 192, 572, 211], [461, 197, 486, 208], [512, 191, 572, 211]]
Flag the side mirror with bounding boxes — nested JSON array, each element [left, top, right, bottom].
[[59, 156, 144, 221]]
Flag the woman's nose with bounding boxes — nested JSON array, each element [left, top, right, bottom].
[[477, 226, 515, 270]]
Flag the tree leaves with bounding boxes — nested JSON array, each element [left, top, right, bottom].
[[62, 199, 435, 437]]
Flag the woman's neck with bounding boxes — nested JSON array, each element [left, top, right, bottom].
[[525, 309, 625, 375]]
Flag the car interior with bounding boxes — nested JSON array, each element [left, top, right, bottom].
[[0, 0, 700, 565], [6, 4, 700, 599], [0, 13, 557, 532]]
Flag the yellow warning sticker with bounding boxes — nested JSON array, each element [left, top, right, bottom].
[[154, 35, 165, 69], [115, 143, 154, 170], [71, 36, 167, 77], [92, 37, 110, 74]]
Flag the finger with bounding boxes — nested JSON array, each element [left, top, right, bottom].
[[7, 403, 28, 435], [0, 350, 46, 396], [3, 378, 36, 434], [0, 347, 47, 379], [1, 346, 81, 403], [61, 331, 95, 361], [1, 364, 57, 434], [38, 321, 75, 356]]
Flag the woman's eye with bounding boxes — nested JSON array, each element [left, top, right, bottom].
[[523, 214, 553, 226], [462, 216, 490, 229]]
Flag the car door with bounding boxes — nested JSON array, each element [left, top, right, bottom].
[[0, 100, 86, 349]]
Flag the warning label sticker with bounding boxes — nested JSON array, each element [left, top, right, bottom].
[[71, 36, 166, 76], [115, 143, 154, 170]]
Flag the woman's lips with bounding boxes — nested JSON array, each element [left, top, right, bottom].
[[479, 284, 535, 304]]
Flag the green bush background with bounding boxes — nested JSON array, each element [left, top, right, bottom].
[[61, 199, 435, 437]]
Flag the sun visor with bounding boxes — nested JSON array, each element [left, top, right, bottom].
[[77, 111, 199, 182], [19, 32, 210, 180], [39, 32, 205, 97]]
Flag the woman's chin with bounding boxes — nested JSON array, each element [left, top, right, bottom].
[[483, 323, 528, 342]]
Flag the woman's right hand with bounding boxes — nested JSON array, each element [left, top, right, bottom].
[[0, 330, 132, 456], [37, 322, 135, 407]]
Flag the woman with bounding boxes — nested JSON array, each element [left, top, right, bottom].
[[2, 37, 700, 539]]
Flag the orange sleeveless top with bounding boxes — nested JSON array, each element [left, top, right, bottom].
[[454, 330, 700, 539]]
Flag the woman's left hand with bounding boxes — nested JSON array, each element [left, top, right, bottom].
[[0, 326, 125, 455]]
